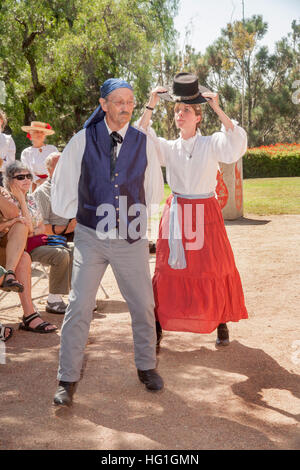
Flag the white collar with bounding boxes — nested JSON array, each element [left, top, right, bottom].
[[180, 130, 201, 142], [104, 118, 129, 139]]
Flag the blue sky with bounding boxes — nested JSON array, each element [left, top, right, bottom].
[[174, 0, 299, 53]]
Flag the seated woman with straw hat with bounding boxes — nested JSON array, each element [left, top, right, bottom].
[[20, 121, 58, 191]]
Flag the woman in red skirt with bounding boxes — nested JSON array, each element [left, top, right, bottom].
[[138, 72, 248, 349]]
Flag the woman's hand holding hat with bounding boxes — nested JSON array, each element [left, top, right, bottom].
[[202, 92, 219, 110], [202, 92, 234, 131], [139, 85, 168, 131], [147, 86, 169, 109]]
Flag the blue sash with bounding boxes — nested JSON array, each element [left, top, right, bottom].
[[168, 192, 215, 269]]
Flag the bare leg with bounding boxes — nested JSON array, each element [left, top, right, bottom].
[[5, 222, 28, 282], [15, 252, 57, 331]]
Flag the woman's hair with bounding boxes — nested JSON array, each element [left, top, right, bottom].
[[174, 102, 202, 129], [0, 109, 7, 130], [3, 161, 32, 190]]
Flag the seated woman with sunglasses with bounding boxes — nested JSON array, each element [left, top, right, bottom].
[[2, 161, 57, 333]]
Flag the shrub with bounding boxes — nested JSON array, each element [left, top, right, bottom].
[[243, 144, 300, 178]]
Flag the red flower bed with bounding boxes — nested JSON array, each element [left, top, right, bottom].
[[248, 143, 300, 156]]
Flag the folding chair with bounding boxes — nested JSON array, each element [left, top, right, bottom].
[[0, 260, 109, 311], [31, 261, 109, 299], [31, 261, 50, 294]]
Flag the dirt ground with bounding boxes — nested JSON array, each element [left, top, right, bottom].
[[0, 214, 299, 450]]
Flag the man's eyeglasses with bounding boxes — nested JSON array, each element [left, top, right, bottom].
[[12, 174, 33, 181], [108, 100, 135, 108]]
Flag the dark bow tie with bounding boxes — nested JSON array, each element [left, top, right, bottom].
[[110, 132, 123, 180], [110, 131, 123, 145]]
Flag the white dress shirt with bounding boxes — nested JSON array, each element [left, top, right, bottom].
[[137, 120, 247, 195], [0, 132, 16, 173], [51, 119, 164, 219]]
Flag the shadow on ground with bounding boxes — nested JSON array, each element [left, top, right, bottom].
[[1, 331, 299, 450]]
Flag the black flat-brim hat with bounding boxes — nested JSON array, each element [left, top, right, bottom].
[[172, 72, 207, 104]]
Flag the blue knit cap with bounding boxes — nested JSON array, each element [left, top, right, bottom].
[[83, 78, 133, 128]]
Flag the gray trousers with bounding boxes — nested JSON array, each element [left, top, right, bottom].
[[57, 223, 157, 382]]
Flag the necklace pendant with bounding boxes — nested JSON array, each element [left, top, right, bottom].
[[39, 148, 42, 153]]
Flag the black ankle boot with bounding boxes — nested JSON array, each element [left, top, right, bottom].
[[53, 381, 78, 407], [137, 369, 164, 391], [156, 321, 163, 353], [216, 323, 229, 346]]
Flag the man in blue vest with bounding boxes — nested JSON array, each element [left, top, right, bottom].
[[52, 78, 164, 406]]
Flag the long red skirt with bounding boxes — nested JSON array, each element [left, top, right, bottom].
[[153, 195, 248, 334]]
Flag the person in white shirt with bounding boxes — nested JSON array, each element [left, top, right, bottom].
[[0, 109, 16, 186], [138, 72, 249, 350], [20, 121, 58, 191], [51, 78, 165, 407]]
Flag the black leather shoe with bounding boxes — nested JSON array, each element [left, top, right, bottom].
[[149, 242, 156, 254], [156, 321, 163, 354], [137, 369, 164, 391], [53, 381, 78, 407], [216, 323, 230, 346]]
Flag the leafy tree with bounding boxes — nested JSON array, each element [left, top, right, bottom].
[[0, 0, 178, 153]]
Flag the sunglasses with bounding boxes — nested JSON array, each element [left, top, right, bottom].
[[12, 174, 33, 181]]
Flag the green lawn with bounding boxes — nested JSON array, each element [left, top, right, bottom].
[[162, 177, 300, 215], [243, 177, 300, 215]]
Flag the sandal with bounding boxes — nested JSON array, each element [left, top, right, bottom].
[[0, 270, 24, 293], [19, 312, 57, 334], [0, 325, 13, 342]]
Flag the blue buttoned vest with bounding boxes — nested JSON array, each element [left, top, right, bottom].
[[76, 120, 147, 243]]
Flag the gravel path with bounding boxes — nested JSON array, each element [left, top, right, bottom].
[[0, 214, 299, 450]]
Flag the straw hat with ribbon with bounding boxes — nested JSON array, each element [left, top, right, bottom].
[[21, 121, 55, 139]]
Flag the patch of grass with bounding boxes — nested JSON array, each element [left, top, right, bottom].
[[243, 177, 300, 215], [164, 184, 171, 200]]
